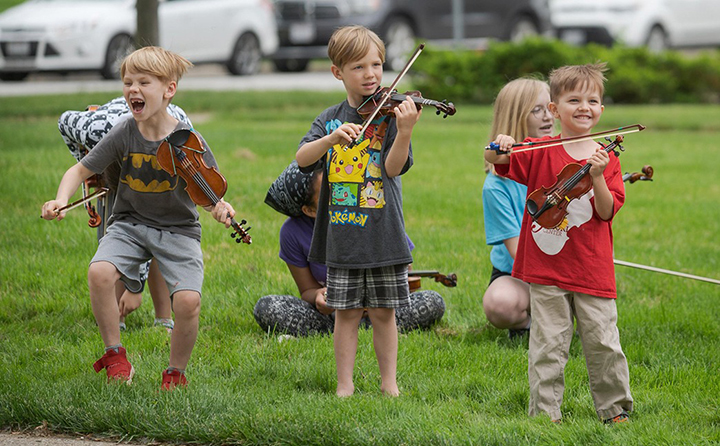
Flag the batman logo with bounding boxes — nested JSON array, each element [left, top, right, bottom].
[[120, 153, 178, 193]]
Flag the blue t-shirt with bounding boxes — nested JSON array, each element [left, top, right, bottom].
[[482, 173, 527, 274], [279, 214, 415, 284]]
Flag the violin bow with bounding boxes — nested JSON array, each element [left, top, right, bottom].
[[486, 124, 646, 154], [48, 187, 109, 216], [346, 43, 425, 149], [614, 259, 720, 286]]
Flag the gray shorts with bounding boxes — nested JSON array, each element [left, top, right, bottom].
[[326, 264, 409, 310], [91, 220, 203, 296]]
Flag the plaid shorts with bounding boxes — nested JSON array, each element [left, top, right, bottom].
[[326, 264, 409, 310]]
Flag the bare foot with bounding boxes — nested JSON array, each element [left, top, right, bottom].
[[380, 386, 400, 397], [336, 384, 354, 397]]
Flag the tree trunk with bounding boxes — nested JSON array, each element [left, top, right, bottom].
[[136, 0, 159, 48]]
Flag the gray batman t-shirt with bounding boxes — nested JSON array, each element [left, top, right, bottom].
[[299, 100, 413, 269], [81, 117, 217, 241]]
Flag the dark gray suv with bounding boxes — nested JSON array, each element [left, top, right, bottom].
[[272, 0, 553, 72]]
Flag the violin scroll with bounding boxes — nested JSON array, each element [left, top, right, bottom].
[[623, 164, 654, 183], [408, 270, 458, 292]]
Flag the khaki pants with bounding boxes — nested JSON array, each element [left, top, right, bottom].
[[528, 284, 633, 421]]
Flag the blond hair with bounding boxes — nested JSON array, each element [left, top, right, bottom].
[[120, 46, 193, 83], [549, 62, 607, 102], [485, 78, 550, 174], [327, 25, 385, 69]]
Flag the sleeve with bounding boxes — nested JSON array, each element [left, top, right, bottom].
[[482, 180, 522, 246], [279, 219, 309, 268], [79, 123, 125, 174], [405, 233, 415, 252], [495, 136, 554, 185]]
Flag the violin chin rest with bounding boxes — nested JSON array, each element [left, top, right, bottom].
[[526, 199, 539, 217]]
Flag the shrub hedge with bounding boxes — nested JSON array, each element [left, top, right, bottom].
[[410, 38, 720, 104]]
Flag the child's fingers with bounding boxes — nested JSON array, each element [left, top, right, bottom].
[[41, 201, 62, 220]]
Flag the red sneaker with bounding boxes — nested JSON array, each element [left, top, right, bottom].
[[93, 347, 134, 383], [161, 368, 188, 390]]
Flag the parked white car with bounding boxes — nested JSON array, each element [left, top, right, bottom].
[[0, 0, 279, 81], [551, 0, 720, 52]]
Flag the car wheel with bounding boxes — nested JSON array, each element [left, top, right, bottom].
[[227, 33, 262, 76], [273, 59, 310, 72], [383, 17, 416, 72], [0, 72, 29, 81], [508, 15, 540, 42], [646, 25, 668, 53], [101, 34, 134, 80]]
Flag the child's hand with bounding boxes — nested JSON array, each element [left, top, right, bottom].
[[328, 123, 363, 146], [41, 199, 67, 221], [587, 148, 610, 177], [211, 199, 235, 228], [315, 289, 333, 315], [394, 96, 422, 134], [118, 291, 142, 317], [490, 134, 517, 153]]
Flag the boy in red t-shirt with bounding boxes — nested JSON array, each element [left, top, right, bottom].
[[485, 63, 633, 424]]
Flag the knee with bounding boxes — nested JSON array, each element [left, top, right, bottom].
[[172, 291, 201, 319], [482, 291, 521, 327], [482, 290, 504, 317], [88, 261, 118, 289]]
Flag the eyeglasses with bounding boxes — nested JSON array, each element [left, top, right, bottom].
[[530, 105, 551, 118]]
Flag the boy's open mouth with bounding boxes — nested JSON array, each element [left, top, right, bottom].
[[130, 98, 145, 113]]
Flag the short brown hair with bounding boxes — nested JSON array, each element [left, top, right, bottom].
[[549, 62, 607, 101], [327, 25, 385, 69], [120, 46, 193, 83]]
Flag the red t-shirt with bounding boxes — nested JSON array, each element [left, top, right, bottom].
[[494, 135, 625, 298]]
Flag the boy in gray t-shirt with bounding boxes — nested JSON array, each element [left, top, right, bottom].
[[41, 47, 238, 390], [296, 26, 422, 397]]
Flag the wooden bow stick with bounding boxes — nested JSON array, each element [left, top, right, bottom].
[[614, 259, 720, 286], [486, 124, 646, 153], [41, 187, 109, 217]]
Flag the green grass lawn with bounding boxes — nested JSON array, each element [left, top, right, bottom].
[[0, 91, 718, 445]]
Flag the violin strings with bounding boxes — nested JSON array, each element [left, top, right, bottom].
[[179, 157, 221, 205]]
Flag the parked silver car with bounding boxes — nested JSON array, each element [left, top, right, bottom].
[[552, 0, 720, 52], [271, 0, 553, 72], [0, 0, 279, 81]]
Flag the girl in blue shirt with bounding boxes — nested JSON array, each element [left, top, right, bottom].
[[482, 78, 555, 338]]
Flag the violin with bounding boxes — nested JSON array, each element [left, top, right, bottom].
[[156, 129, 251, 245], [623, 164, 653, 183], [526, 135, 625, 229], [357, 87, 456, 119], [408, 270, 458, 293]]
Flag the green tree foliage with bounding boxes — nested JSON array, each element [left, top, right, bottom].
[[411, 38, 720, 104]]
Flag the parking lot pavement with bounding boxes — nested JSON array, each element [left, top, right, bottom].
[[0, 63, 354, 97], [0, 62, 405, 97]]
